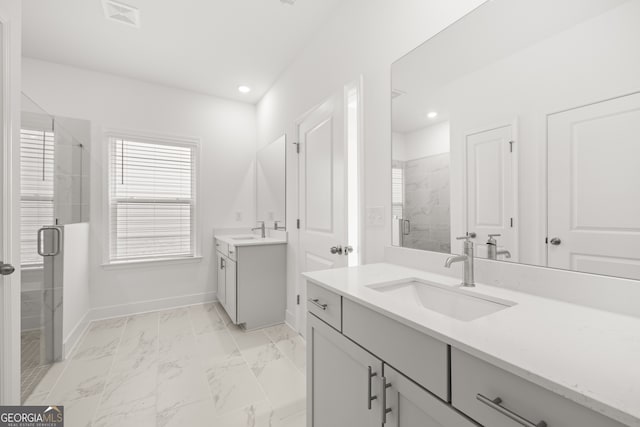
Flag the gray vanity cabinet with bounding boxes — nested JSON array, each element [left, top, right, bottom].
[[216, 250, 237, 323], [307, 313, 383, 427], [215, 238, 286, 330], [384, 365, 477, 427]]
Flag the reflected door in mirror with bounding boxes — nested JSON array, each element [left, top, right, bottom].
[[548, 92, 640, 280]]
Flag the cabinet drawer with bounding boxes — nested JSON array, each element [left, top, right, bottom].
[[451, 348, 625, 427], [343, 298, 449, 401], [307, 281, 342, 331], [215, 239, 228, 257], [228, 244, 237, 261]]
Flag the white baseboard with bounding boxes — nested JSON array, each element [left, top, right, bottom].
[[285, 309, 297, 332], [88, 292, 217, 322]]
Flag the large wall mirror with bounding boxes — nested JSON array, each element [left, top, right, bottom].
[[256, 134, 286, 227], [391, 0, 640, 280]]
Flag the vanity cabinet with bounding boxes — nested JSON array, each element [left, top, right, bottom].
[[307, 294, 476, 427], [307, 281, 628, 427], [451, 348, 626, 427], [384, 364, 477, 427], [215, 238, 286, 330], [307, 314, 383, 427]]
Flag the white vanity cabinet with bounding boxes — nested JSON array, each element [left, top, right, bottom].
[[215, 237, 286, 330]]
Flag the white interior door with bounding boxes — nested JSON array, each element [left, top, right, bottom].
[[548, 92, 640, 280], [0, 11, 20, 404], [465, 124, 518, 260], [298, 93, 347, 335]]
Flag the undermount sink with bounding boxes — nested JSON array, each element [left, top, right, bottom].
[[367, 279, 515, 321], [231, 236, 259, 241]]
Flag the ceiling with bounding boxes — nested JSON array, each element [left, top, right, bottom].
[[391, 0, 629, 133], [22, 0, 344, 103]]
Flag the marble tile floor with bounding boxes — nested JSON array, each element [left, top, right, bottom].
[[24, 303, 307, 427]]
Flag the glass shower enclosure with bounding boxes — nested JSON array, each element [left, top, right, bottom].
[[20, 93, 91, 403]]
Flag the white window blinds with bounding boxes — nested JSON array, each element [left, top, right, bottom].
[[109, 137, 195, 262], [392, 167, 404, 219], [20, 128, 55, 266]]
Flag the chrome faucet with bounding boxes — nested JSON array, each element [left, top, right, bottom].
[[486, 234, 511, 260], [252, 221, 266, 238], [445, 236, 475, 287]]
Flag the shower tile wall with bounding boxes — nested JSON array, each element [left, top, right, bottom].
[[403, 153, 451, 252]]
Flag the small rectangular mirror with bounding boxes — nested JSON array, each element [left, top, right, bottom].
[[391, 0, 640, 281], [256, 134, 286, 227]]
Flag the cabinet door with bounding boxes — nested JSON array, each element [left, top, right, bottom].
[[216, 252, 226, 306], [225, 258, 237, 323], [385, 365, 476, 427], [308, 313, 382, 427]]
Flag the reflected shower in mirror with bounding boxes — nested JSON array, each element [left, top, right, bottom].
[[256, 134, 286, 228], [391, 0, 640, 281]]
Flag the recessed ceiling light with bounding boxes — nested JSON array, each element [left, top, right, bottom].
[[238, 85, 251, 94], [427, 111, 438, 119]]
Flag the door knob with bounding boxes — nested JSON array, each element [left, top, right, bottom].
[[0, 262, 15, 276], [549, 237, 562, 246], [330, 245, 343, 255], [343, 245, 354, 256]]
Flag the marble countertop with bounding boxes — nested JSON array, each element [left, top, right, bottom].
[[303, 263, 640, 426], [214, 234, 287, 247]]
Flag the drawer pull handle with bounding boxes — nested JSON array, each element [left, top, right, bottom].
[[381, 376, 392, 424], [367, 366, 377, 410], [308, 298, 328, 311], [477, 394, 547, 427]]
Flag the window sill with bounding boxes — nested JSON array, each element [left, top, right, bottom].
[[102, 256, 203, 270]]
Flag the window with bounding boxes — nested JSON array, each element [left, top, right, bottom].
[[108, 136, 196, 263], [20, 128, 55, 266], [392, 167, 404, 219]]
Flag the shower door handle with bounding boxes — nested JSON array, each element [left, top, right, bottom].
[[37, 226, 62, 257]]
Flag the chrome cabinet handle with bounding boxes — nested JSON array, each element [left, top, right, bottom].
[[477, 394, 547, 427], [330, 245, 343, 255], [381, 376, 392, 424], [367, 366, 378, 410], [37, 226, 61, 257], [549, 237, 562, 246], [308, 298, 328, 311]]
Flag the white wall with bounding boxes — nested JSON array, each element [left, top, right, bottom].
[[256, 0, 485, 328], [395, 120, 450, 161], [22, 58, 257, 315]]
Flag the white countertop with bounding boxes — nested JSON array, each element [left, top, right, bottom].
[[303, 263, 640, 426], [215, 234, 287, 247]]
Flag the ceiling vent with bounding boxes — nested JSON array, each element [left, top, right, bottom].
[[103, 0, 140, 28]]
